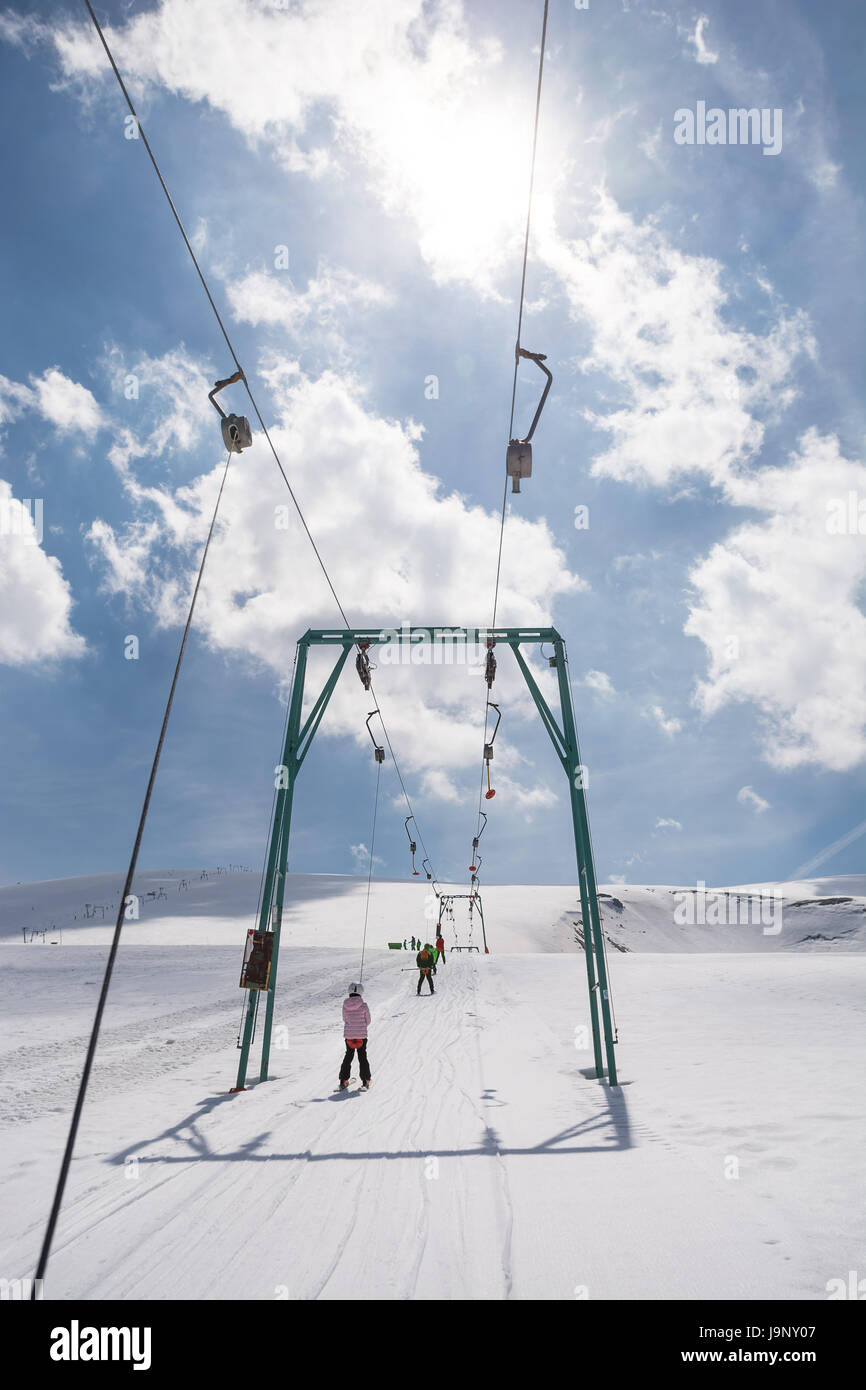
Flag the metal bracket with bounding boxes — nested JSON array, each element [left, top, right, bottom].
[[404, 815, 418, 874], [356, 643, 373, 691], [513, 347, 552, 444], [506, 347, 552, 493], [485, 639, 497, 689], [365, 711, 385, 763], [209, 369, 252, 453]]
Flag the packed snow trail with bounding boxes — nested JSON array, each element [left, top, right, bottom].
[[3, 944, 860, 1300]]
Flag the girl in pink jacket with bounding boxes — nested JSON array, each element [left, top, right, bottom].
[[339, 983, 371, 1090]]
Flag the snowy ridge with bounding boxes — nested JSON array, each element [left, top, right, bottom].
[[1, 868, 863, 952]]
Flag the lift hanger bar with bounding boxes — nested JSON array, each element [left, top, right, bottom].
[[513, 347, 552, 445], [366, 711, 385, 763], [208, 369, 252, 453]]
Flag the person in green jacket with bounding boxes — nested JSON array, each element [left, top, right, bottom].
[[416, 942, 435, 994]]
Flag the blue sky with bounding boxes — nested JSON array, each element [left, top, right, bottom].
[[0, 0, 863, 891]]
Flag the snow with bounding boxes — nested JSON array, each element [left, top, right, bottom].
[[0, 869, 864, 1299], [2, 867, 863, 951]]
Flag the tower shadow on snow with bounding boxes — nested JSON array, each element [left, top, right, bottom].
[[108, 1073, 632, 1168]]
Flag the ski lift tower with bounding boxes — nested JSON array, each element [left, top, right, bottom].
[[232, 626, 618, 1090]]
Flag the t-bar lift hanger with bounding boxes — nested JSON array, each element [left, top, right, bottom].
[[209, 369, 253, 453], [506, 348, 552, 493]]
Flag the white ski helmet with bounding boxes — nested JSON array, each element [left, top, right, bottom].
[[348, 982, 363, 997]]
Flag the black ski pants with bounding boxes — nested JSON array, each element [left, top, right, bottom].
[[340, 1039, 371, 1082]]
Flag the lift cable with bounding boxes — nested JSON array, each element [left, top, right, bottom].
[[369, 679, 440, 887], [83, 2, 444, 883], [32, 447, 235, 1294], [471, 0, 550, 866], [83, 0, 349, 630], [357, 754, 383, 986], [33, 6, 442, 1297]]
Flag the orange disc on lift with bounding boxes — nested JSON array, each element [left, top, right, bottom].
[[485, 789, 496, 799]]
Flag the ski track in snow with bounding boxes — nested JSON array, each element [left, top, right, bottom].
[[1, 901, 864, 1299]]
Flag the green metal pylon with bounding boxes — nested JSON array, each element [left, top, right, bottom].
[[234, 639, 349, 1090], [552, 638, 617, 1084], [512, 639, 617, 1084], [231, 625, 618, 1091]]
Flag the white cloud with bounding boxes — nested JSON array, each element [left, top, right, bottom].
[[227, 264, 390, 333], [650, 704, 681, 737], [584, 104, 639, 146], [31, 368, 104, 437], [687, 429, 866, 772], [86, 353, 583, 803], [102, 345, 215, 475], [41, 0, 538, 295], [488, 774, 557, 816], [540, 191, 814, 490], [583, 669, 615, 697], [809, 160, 841, 192], [737, 786, 770, 814], [655, 817, 682, 830], [0, 368, 104, 441], [639, 121, 664, 164], [0, 480, 86, 665], [540, 192, 865, 774], [190, 218, 208, 255], [350, 842, 384, 870], [687, 16, 718, 65], [419, 768, 466, 804], [226, 263, 391, 365], [0, 373, 34, 430], [608, 873, 627, 885]]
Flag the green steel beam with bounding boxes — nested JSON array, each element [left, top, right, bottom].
[[302, 626, 562, 645], [234, 641, 348, 1089], [510, 644, 569, 771], [296, 645, 351, 771], [512, 640, 604, 1079], [551, 638, 618, 1085]]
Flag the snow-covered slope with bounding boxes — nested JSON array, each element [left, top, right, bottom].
[[0, 943, 863, 1299], [1, 868, 863, 952], [1, 868, 863, 1301]]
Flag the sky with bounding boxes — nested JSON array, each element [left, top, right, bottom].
[[0, 0, 863, 892]]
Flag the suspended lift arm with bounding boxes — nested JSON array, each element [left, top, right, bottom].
[[483, 701, 501, 800], [404, 815, 419, 875], [209, 369, 252, 453], [506, 349, 552, 493]]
